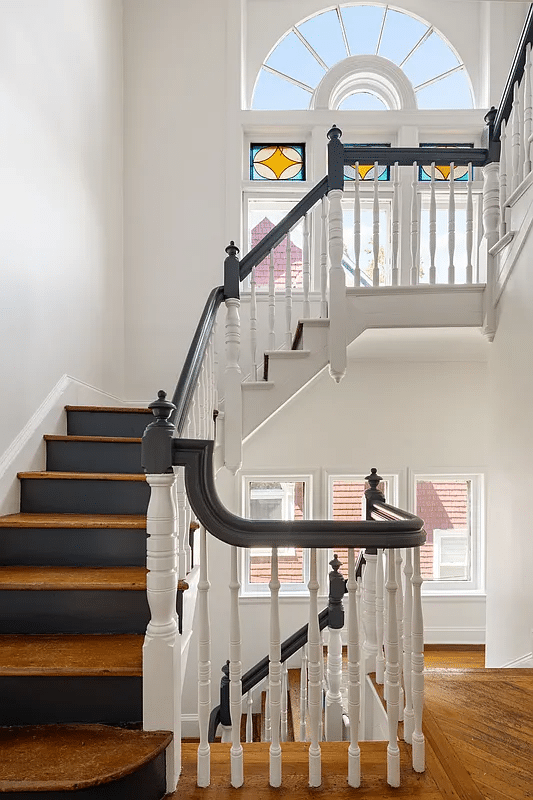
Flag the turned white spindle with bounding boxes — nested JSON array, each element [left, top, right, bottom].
[[281, 662, 288, 742], [466, 164, 474, 284], [303, 212, 311, 318], [300, 646, 308, 741], [143, 472, 180, 790], [385, 549, 401, 788], [499, 119, 508, 239], [362, 549, 378, 673], [483, 161, 501, 340], [512, 81, 521, 193], [285, 233, 293, 349], [250, 266, 258, 380], [372, 161, 380, 286], [429, 163, 437, 284], [395, 550, 404, 722], [175, 469, 187, 580], [357, 574, 366, 726], [448, 162, 456, 284], [519, 74, 526, 181], [328, 188, 347, 383], [320, 197, 328, 316], [246, 691, 254, 743], [264, 686, 271, 742], [269, 547, 282, 786], [197, 525, 211, 786], [347, 548, 361, 788], [353, 163, 361, 287], [268, 250, 276, 352], [391, 163, 400, 286], [402, 549, 414, 744], [410, 163, 420, 285], [411, 546, 425, 773], [229, 546, 243, 787], [325, 626, 343, 741], [375, 549, 385, 684], [524, 43, 532, 178], [224, 298, 242, 475], [307, 548, 321, 787]]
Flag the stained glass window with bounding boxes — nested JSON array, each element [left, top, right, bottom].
[[344, 144, 390, 181], [250, 144, 305, 181], [419, 144, 474, 181]]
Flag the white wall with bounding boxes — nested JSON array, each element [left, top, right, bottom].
[[0, 0, 124, 459]]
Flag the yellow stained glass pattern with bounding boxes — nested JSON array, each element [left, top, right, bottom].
[[420, 163, 470, 181], [252, 145, 304, 180]]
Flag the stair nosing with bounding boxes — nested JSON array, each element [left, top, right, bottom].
[[0, 513, 146, 529], [0, 566, 148, 591], [65, 405, 152, 414], [17, 471, 146, 481], [242, 381, 275, 389], [263, 349, 311, 358], [44, 435, 142, 444]]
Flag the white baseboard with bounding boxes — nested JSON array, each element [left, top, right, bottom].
[[500, 652, 533, 668], [0, 375, 141, 515], [181, 714, 199, 739], [424, 626, 486, 645]]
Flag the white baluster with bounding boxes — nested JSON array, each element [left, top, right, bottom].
[[373, 161, 380, 286], [268, 250, 276, 352], [528, 44, 533, 178], [362, 549, 378, 673], [197, 525, 211, 786], [402, 549, 414, 744], [300, 646, 308, 741], [328, 188, 347, 383], [375, 549, 385, 684], [264, 686, 271, 742], [448, 162, 456, 284], [483, 161, 501, 340], [347, 547, 361, 788], [395, 550, 404, 722], [466, 164, 474, 284], [224, 298, 242, 475], [512, 81, 521, 193], [175, 468, 187, 581], [325, 627, 343, 741], [246, 691, 253, 743], [391, 163, 400, 286], [307, 548, 321, 787], [229, 546, 243, 787], [184, 500, 193, 575], [281, 662, 288, 742], [500, 119, 508, 239], [250, 266, 258, 380], [357, 574, 366, 727], [524, 43, 532, 178], [143, 473, 180, 791], [353, 163, 361, 287], [385, 549, 400, 788], [320, 197, 328, 316], [303, 213, 310, 318], [285, 233, 293, 349], [411, 546, 425, 773], [429, 163, 436, 284], [519, 73, 526, 181], [410, 163, 419, 285], [269, 547, 282, 786]]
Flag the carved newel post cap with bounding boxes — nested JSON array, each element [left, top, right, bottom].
[[484, 106, 497, 126], [148, 390, 175, 427], [327, 124, 342, 140], [365, 467, 383, 491], [329, 553, 342, 575], [328, 553, 345, 629], [225, 240, 240, 258]]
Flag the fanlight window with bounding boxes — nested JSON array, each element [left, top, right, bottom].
[[252, 4, 473, 110]]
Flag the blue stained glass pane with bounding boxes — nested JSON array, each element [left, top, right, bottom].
[[403, 31, 460, 88], [341, 5, 385, 56], [266, 30, 325, 90], [378, 9, 429, 65], [416, 70, 473, 109], [252, 68, 311, 110], [250, 145, 305, 181], [338, 92, 388, 110], [297, 10, 346, 68]]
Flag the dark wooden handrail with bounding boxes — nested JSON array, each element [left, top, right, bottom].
[[493, 3, 533, 142], [342, 146, 489, 168]]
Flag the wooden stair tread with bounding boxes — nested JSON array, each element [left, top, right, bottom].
[[0, 725, 171, 791], [0, 634, 143, 676], [44, 435, 142, 443], [0, 565, 148, 590], [65, 405, 152, 414], [17, 471, 146, 481], [0, 513, 146, 529]]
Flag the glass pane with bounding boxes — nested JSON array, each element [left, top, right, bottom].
[[416, 69, 473, 110], [342, 204, 390, 286], [330, 479, 386, 576], [252, 68, 311, 110], [419, 207, 468, 284], [248, 481, 305, 584], [402, 31, 460, 88], [250, 144, 305, 181], [378, 9, 429, 65], [266, 31, 325, 89], [248, 200, 305, 290], [341, 4, 385, 57], [297, 10, 346, 68], [338, 92, 388, 111], [416, 480, 470, 581]]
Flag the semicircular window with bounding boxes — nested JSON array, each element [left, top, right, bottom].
[[252, 4, 473, 111]]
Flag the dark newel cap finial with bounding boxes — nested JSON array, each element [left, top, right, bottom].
[[327, 124, 342, 140], [365, 467, 383, 492], [225, 240, 240, 258], [148, 390, 176, 427], [484, 106, 497, 126], [330, 553, 342, 574], [328, 552, 345, 629]]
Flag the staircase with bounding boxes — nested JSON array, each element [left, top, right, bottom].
[[0, 405, 173, 799]]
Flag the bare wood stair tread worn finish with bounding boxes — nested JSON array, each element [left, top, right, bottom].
[[17, 471, 146, 481], [64, 405, 152, 414], [0, 725, 171, 792], [44, 435, 143, 443], [0, 634, 143, 676], [0, 513, 146, 528], [0, 565, 148, 590]]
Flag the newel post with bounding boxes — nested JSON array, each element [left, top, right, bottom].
[[361, 469, 385, 674], [223, 241, 243, 474], [325, 554, 345, 741], [141, 391, 181, 792], [327, 125, 347, 383], [482, 108, 500, 342]]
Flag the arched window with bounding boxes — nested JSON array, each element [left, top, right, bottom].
[[252, 4, 474, 111]]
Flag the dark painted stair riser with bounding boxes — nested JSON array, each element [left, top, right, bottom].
[[0, 676, 142, 726], [0, 527, 147, 567], [46, 439, 143, 475], [6, 751, 166, 800], [19, 477, 150, 515], [67, 410, 150, 439]]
